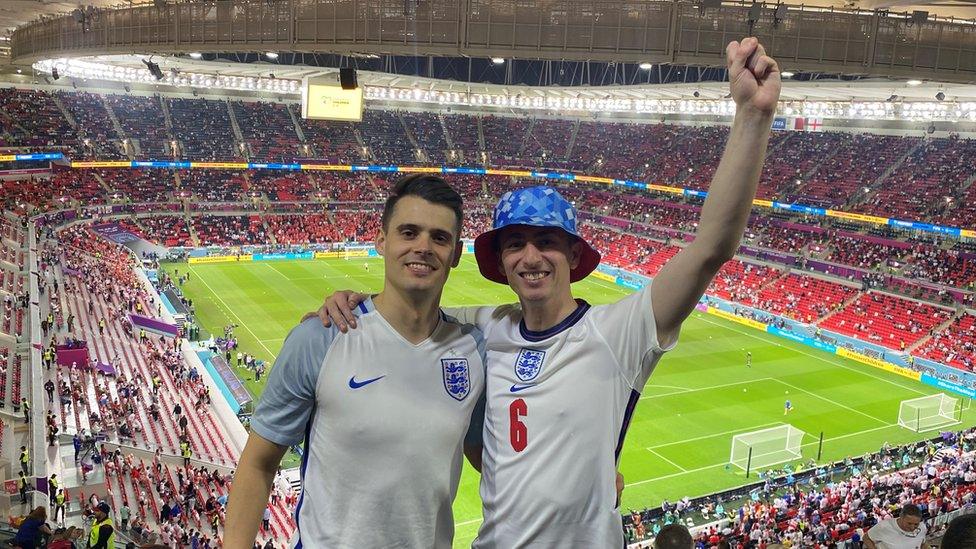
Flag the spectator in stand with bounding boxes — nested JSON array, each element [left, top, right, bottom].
[[12, 506, 53, 549], [941, 513, 976, 549], [654, 523, 694, 548], [864, 503, 928, 549]]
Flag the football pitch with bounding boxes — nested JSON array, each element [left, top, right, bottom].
[[164, 256, 976, 547]]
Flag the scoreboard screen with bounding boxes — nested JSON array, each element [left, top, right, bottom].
[[302, 78, 364, 122]]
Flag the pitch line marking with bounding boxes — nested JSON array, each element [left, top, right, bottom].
[[646, 448, 688, 472], [639, 378, 773, 400], [693, 313, 927, 396], [188, 266, 277, 359], [266, 263, 291, 280], [626, 421, 902, 488], [647, 384, 692, 391], [647, 421, 784, 449], [772, 377, 888, 425]]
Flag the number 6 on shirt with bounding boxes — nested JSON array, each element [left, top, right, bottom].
[[509, 399, 527, 452]]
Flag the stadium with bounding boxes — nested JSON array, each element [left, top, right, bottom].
[[0, 0, 976, 547]]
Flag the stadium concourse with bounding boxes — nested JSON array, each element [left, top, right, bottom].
[[0, 44, 974, 549]]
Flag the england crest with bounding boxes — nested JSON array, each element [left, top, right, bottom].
[[514, 348, 546, 382], [441, 358, 470, 401]]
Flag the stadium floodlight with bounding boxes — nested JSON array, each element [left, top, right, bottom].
[[730, 425, 805, 475], [189, 52, 202, 59], [491, 57, 505, 65], [781, 71, 794, 78], [898, 394, 964, 432], [639, 62, 653, 70], [265, 52, 279, 60], [907, 79, 922, 86]]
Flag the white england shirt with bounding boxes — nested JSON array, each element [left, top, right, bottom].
[[251, 298, 486, 549], [455, 283, 673, 548]]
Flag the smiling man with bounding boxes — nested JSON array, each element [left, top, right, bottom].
[[224, 175, 486, 548], [319, 37, 780, 547]]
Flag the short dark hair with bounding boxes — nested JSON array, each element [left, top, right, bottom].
[[381, 174, 463, 236], [654, 523, 693, 549], [942, 513, 976, 549], [901, 503, 923, 518]]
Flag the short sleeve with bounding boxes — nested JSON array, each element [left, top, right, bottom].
[[250, 318, 335, 447], [589, 282, 674, 390]]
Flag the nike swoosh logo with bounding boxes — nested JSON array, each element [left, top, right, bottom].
[[349, 375, 385, 389], [510, 384, 534, 393]]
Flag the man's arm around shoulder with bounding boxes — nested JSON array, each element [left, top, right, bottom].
[[224, 433, 289, 548]]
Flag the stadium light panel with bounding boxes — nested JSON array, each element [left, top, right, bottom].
[[906, 79, 922, 86], [781, 71, 794, 78], [639, 62, 653, 70], [265, 52, 279, 60], [189, 52, 202, 59], [492, 57, 505, 65]]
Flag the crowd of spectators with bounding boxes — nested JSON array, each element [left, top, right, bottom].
[[231, 100, 301, 162], [104, 94, 172, 159], [191, 215, 266, 246], [627, 432, 976, 548], [167, 98, 240, 161]]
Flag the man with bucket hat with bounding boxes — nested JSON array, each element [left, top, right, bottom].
[[318, 36, 781, 547]]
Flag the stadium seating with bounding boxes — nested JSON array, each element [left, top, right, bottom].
[[0, 88, 79, 153], [788, 134, 918, 208], [442, 114, 481, 163], [104, 94, 172, 159], [266, 214, 341, 245], [856, 136, 976, 220], [481, 115, 530, 165], [755, 273, 859, 324], [136, 215, 193, 247], [823, 234, 911, 271], [759, 132, 844, 201], [399, 111, 449, 164], [819, 292, 954, 349], [231, 100, 302, 162], [100, 169, 175, 203], [706, 260, 783, 304], [916, 313, 976, 372], [296, 117, 362, 163], [360, 110, 417, 165], [167, 98, 240, 161], [56, 91, 127, 159], [178, 170, 247, 202], [191, 215, 265, 246]]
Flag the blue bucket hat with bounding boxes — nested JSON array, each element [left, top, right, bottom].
[[474, 185, 601, 284]]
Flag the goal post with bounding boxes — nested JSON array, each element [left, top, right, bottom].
[[898, 393, 962, 432], [729, 425, 806, 474]]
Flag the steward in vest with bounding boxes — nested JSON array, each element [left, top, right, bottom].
[[87, 502, 114, 549]]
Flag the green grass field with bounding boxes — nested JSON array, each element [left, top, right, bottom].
[[164, 256, 976, 547]]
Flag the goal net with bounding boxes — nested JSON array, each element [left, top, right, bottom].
[[898, 393, 962, 432], [729, 425, 805, 472]]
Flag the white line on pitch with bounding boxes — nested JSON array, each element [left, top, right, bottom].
[[648, 421, 784, 449], [189, 266, 277, 359], [646, 448, 688, 472], [639, 378, 774, 400], [626, 421, 903, 488], [773, 377, 888, 425], [266, 263, 291, 280], [694, 314, 927, 395]]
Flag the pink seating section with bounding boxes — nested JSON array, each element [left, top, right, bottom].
[[819, 292, 954, 349], [755, 273, 859, 324], [917, 313, 976, 371]]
